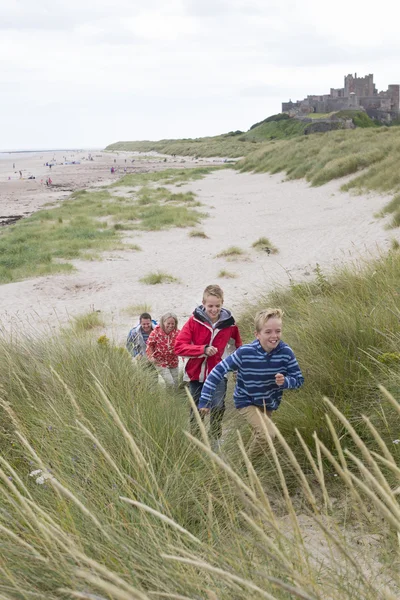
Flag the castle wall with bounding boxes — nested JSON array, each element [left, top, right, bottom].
[[281, 74, 400, 117]]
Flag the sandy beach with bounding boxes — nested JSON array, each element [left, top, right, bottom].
[[0, 150, 397, 343]]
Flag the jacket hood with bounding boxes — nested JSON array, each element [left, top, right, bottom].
[[193, 305, 235, 329]]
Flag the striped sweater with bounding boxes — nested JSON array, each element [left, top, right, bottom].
[[198, 340, 304, 411]]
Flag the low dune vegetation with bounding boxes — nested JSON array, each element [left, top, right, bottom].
[[0, 248, 399, 598], [237, 126, 400, 194], [252, 237, 279, 254], [0, 168, 210, 284], [139, 271, 180, 285]]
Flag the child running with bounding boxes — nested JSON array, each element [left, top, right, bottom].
[[198, 308, 304, 457], [174, 284, 242, 445], [146, 312, 180, 387]]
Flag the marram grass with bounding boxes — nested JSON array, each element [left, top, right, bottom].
[[0, 247, 400, 598], [0, 168, 208, 284]]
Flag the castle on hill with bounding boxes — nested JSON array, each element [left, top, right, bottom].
[[282, 73, 400, 121]]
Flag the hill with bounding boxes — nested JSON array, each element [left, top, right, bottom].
[[106, 110, 380, 155]]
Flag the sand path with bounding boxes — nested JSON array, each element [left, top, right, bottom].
[[0, 157, 396, 343]]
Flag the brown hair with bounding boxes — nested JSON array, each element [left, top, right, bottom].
[[202, 284, 224, 303], [254, 308, 283, 332]]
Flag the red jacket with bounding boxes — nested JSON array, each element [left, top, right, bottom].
[[146, 325, 180, 368], [174, 307, 242, 382]]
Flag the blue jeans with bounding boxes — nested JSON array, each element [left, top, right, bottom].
[[189, 378, 227, 440]]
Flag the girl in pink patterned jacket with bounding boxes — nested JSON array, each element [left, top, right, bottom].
[[146, 312, 180, 387]]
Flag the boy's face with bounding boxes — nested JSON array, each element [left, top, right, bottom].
[[256, 317, 282, 352], [203, 294, 222, 323]]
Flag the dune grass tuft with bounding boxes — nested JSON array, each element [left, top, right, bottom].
[[216, 246, 245, 258], [218, 269, 237, 278], [189, 229, 209, 238], [72, 311, 105, 332], [252, 236, 279, 254], [140, 271, 180, 285]]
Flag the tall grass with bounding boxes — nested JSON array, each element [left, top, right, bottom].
[[106, 138, 258, 158], [237, 126, 400, 193], [0, 323, 399, 598], [239, 249, 400, 453], [377, 193, 400, 229]]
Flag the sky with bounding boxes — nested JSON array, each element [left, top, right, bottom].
[[2, 0, 400, 150]]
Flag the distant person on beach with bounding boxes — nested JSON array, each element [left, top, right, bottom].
[[126, 313, 157, 359], [175, 284, 242, 447], [198, 308, 304, 458], [13, 163, 15, 169], [19, 170, 22, 179], [146, 312, 180, 387]]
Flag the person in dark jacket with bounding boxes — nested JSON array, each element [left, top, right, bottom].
[[175, 285, 242, 444], [199, 308, 303, 457]]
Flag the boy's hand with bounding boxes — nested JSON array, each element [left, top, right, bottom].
[[199, 407, 210, 415], [275, 373, 285, 386], [205, 346, 218, 357]]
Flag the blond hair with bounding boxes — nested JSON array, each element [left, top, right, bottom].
[[254, 308, 283, 332], [160, 312, 178, 332], [203, 284, 224, 303]]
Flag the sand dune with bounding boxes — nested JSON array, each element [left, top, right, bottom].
[[0, 150, 397, 343]]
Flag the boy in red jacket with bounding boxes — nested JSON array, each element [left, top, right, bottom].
[[174, 284, 242, 443]]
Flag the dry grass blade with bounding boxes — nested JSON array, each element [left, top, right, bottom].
[[75, 419, 128, 489], [256, 417, 311, 576], [378, 384, 400, 416], [72, 551, 148, 597], [345, 467, 400, 531], [315, 437, 371, 519], [239, 511, 294, 571], [50, 366, 84, 418], [236, 431, 277, 524], [313, 432, 331, 512], [0, 523, 47, 562], [323, 397, 393, 496], [14, 430, 46, 470], [267, 420, 318, 511], [58, 590, 107, 600], [184, 432, 261, 508], [161, 554, 279, 600], [362, 415, 397, 465], [371, 452, 400, 481], [184, 387, 210, 449], [148, 593, 194, 599], [119, 498, 202, 544], [345, 449, 400, 521], [50, 479, 112, 542], [0, 455, 33, 500], [75, 570, 150, 600], [90, 374, 147, 468]]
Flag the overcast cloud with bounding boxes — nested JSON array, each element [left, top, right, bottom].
[[1, 0, 400, 149]]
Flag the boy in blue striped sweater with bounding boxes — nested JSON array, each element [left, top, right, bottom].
[[199, 308, 304, 457]]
